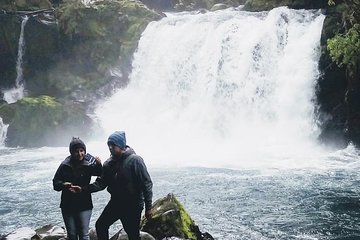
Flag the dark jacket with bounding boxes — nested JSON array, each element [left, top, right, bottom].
[[53, 155, 102, 211], [84, 147, 153, 211]]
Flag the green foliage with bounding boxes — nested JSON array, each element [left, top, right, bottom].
[[326, 0, 360, 68], [57, 0, 86, 38], [327, 24, 360, 67]]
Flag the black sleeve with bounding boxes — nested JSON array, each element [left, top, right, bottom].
[[88, 161, 102, 176], [83, 164, 109, 193], [52, 164, 66, 191]]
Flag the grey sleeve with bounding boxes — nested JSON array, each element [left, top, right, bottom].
[[135, 157, 153, 211]]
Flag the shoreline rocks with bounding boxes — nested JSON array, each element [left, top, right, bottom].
[[2, 194, 213, 240]]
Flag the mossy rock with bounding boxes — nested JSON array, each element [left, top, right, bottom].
[[141, 194, 213, 240], [174, 0, 242, 11], [243, 0, 329, 11], [46, 0, 162, 100], [0, 0, 17, 11], [10, 0, 53, 11], [57, 0, 162, 65], [0, 95, 94, 147]]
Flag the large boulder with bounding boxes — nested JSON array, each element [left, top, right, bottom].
[[141, 194, 214, 240], [0, 95, 95, 147]]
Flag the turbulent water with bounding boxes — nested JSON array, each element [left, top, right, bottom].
[[1, 7, 360, 240], [1, 145, 360, 239]]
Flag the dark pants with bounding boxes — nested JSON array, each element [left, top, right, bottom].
[[96, 199, 142, 240]]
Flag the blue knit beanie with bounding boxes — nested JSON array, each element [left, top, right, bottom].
[[107, 131, 126, 149]]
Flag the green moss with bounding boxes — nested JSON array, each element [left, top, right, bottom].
[[19, 96, 60, 108], [0, 95, 93, 147], [176, 198, 197, 240]]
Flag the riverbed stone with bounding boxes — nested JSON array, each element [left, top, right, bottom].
[[32, 225, 66, 240], [110, 229, 155, 240], [5, 227, 36, 240]]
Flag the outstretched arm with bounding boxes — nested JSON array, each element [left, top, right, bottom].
[[71, 163, 109, 193]]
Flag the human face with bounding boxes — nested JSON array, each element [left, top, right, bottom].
[[72, 148, 86, 161], [108, 143, 123, 157]]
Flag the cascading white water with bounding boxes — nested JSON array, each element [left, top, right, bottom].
[[3, 15, 29, 104], [0, 118, 9, 146], [95, 7, 327, 168]]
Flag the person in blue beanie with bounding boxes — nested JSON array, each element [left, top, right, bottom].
[[53, 137, 102, 240], [74, 131, 153, 240]]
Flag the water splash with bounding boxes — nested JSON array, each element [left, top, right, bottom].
[[95, 7, 326, 168], [3, 15, 29, 104]]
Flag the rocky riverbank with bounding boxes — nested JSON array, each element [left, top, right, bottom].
[[1, 194, 214, 240]]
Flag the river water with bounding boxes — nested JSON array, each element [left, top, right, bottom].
[[1, 7, 360, 240], [1, 145, 360, 239]]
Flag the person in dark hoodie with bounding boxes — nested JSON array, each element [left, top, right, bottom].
[[53, 137, 102, 240], [73, 131, 153, 240]]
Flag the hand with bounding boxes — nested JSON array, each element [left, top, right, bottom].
[[63, 182, 72, 189], [69, 185, 82, 193], [145, 209, 153, 220], [95, 156, 102, 165]]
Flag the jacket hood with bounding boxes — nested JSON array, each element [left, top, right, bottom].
[[62, 156, 90, 167]]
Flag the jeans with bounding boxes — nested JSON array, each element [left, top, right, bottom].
[[96, 199, 142, 240], [61, 208, 92, 240]]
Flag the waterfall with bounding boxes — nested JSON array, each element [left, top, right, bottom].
[[95, 7, 326, 168], [3, 15, 29, 104], [0, 118, 8, 146]]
